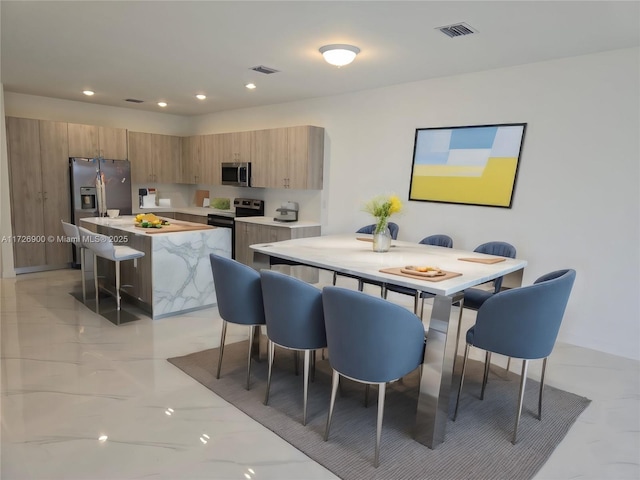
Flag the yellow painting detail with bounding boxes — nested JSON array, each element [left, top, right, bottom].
[[410, 158, 518, 207]]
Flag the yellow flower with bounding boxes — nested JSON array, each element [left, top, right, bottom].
[[389, 195, 402, 214], [363, 194, 403, 234]]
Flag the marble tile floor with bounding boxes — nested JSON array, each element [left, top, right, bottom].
[[1, 269, 638, 480]]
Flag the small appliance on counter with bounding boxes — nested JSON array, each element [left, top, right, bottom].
[[274, 201, 299, 222], [139, 188, 157, 208]]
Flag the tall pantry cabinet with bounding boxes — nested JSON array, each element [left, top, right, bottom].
[[6, 117, 71, 271]]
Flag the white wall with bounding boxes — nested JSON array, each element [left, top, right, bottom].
[[3, 48, 638, 360]]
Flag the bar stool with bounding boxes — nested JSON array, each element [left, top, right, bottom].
[[78, 226, 145, 313], [61, 220, 87, 302]]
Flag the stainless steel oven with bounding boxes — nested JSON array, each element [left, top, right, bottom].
[[207, 198, 264, 259]]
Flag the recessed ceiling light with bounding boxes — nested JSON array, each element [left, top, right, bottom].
[[196, 94, 206, 100], [83, 90, 95, 96], [157, 102, 168, 107], [245, 83, 256, 90]]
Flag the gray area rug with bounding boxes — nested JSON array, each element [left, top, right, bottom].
[[168, 340, 590, 480]]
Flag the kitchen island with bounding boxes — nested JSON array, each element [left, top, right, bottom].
[[80, 216, 231, 319]]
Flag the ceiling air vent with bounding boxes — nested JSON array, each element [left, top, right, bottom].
[[436, 22, 477, 38], [125, 98, 144, 103], [250, 65, 280, 75]]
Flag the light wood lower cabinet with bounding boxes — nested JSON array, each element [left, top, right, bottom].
[[174, 213, 207, 224], [6, 117, 71, 271], [235, 222, 321, 269]]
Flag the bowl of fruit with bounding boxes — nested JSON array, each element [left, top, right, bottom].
[[135, 213, 170, 228]]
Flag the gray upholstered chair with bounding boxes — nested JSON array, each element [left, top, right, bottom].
[[78, 226, 145, 314], [209, 254, 266, 390], [322, 286, 424, 467], [383, 234, 454, 317], [260, 269, 326, 425], [61, 220, 87, 302], [332, 222, 400, 292], [453, 269, 576, 444]]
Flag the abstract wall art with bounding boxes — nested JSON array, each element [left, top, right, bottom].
[[409, 123, 527, 208]]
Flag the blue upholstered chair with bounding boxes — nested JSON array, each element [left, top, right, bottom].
[[462, 241, 517, 310], [322, 286, 424, 467], [332, 222, 400, 293], [355, 222, 400, 239], [260, 270, 327, 425], [209, 254, 266, 390], [453, 269, 576, 444], [383, 234, 454, 317]]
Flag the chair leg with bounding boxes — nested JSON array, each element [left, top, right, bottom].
[[480, 351, 491, 400], [538, 357, 547, 421], [303, 350, 310, 426], [506, 357, 512, 372], [513, 359, 529, 444], [264, 339, 275, 405], [453, 343, 470, 421], [332, 271, 337, 285], [413, 291, 420, 315], [294, 351, 300, 376], [216, 320, 228, 379], [115, 260, 121, 311], [311, 350, 316, 383], [324, 370, 340, 441], [419, 295, 426, 320], [246, 325, 255, 390], [80, 247, 87, 303], [93, 253, 99, 310], [357, 279, 364, 291], [374, 382, 386, 468]]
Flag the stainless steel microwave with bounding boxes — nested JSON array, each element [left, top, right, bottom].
[[221, 162, 251, 187]]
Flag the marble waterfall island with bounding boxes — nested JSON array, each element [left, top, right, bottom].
[[80, 216, 231, 318]]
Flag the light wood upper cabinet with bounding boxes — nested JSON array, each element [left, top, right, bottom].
[[251, 128, 288, 188], [68, 123, 127, 160], [287, 126, 324, 190], [129, 132, 181, 183], [181, 135, 202, 184], [221, 131, 253, 164], [5, 117, 71, 270], [250, 126, 324, 189], [99, 126, 128, 160]]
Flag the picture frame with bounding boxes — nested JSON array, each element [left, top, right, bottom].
[[408, 123, 527, 208]]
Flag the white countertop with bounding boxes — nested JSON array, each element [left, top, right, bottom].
[[235, 216, 321, 228], [135, 206, 235, 218], [80, 215, 218, 236]]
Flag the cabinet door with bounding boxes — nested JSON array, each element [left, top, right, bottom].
[[287, 126, 324, 190], [200, 134, 217, 184], [128, 132, 153, 183], [152, 133, 181, 183], [99, 127, 128, 160], [234, 222, 250, 266], [68, 123, 99, 158], [6, 117, 47, 268], [252, 128, 288, 188], [180, 136, 201, 184], [39, 120, 72, 266]]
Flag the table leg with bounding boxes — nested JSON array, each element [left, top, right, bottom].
[[414, 292, 463, 448]]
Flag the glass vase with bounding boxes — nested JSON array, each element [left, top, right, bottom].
[[372, 221, 392, 253]]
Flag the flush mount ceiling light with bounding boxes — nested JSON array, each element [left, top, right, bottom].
[[245, 83, 256, 90], [157, 101, 167, 107], [319, 44, 360, 67], [195, 94, 206, 100], [82, 90, 95, 96]]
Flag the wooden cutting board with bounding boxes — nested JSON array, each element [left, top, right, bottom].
[[379, 267, 462, 282], [458, 257, 506, 264], [135, 224, 215, 234]]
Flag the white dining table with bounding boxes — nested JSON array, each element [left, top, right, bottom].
[[251, 233, 528, 449]]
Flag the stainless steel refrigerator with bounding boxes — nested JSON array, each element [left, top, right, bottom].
[[69, 157, 132, 264]]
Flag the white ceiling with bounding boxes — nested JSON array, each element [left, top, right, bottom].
[[2, 1, 639, 117]]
